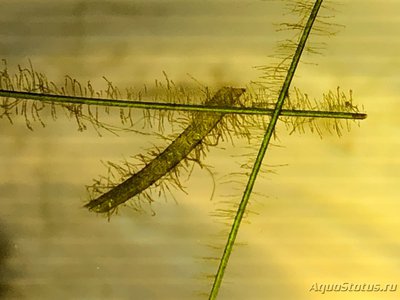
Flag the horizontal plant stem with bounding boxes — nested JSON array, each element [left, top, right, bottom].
[[0, 89, 366, 120]]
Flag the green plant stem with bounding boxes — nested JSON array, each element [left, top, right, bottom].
[[208, 1, 323, 299], [0, 89, 366, 120], [84, 88, 246, 213]]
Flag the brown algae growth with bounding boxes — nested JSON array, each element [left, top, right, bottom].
[[84, 87, 246, 213]]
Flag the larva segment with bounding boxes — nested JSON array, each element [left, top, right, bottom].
[[85, 87, 246, 213]]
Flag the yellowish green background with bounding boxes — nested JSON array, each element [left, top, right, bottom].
[[0, 0, 399, 299]]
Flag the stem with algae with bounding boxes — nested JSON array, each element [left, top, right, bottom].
[[208, 0, 324, 299], [0, 89, 366, 120], [85, 87, 245, 213]]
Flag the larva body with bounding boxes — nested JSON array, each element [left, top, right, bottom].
[[85, 87, 246, 213]]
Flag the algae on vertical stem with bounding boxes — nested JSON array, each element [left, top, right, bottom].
[[209, 1, 325, 299]]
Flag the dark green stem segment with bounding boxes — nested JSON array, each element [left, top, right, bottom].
[[0, 89, 367, 120], [208, 1, 324, 299], [84, 87, 245, 213]]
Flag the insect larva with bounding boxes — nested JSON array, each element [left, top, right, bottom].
[[85, 87, 246, 213]]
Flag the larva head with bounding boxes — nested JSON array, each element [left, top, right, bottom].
[[213, 87, 246, 105]]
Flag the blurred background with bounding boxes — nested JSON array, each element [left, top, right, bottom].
[[0, 0, 399, 299]]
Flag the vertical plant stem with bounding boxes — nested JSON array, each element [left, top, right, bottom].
[[208, 1, 323, 299]]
